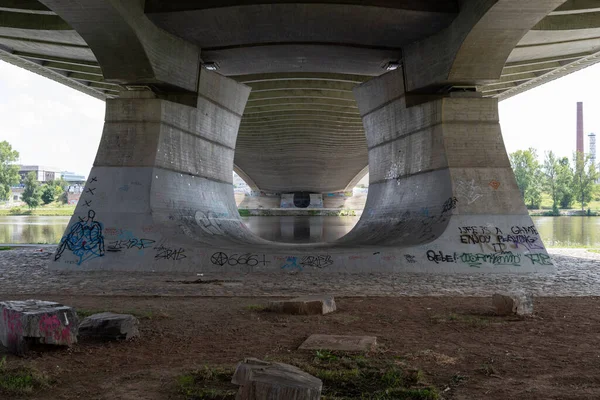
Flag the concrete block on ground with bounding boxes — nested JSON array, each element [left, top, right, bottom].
[[78, 312, 139, 340], [0, 300, 78, 354], [267, 295, 336, 315], [492, 292, 533, 316], [299, 334, 377, 352], [232, 358, 322, 400]]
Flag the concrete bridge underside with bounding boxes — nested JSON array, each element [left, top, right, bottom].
[[0, 0, 594, 272]]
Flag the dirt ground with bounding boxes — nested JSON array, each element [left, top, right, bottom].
[[2, 295, 600, 400]]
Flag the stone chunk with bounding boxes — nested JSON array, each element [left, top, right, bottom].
[[0, 300, 78, 354], [78, 312, 139, 340], [492, 292, 534, 316], [299, 334, 377, 352], [232, 358, 322, 400], [267, 295, 336, 315]]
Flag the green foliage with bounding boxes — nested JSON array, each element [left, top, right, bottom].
[[21, 171, 41, 209], [176, 366, 237, 399], [542, 151, 574, 214], [176, 354, 439, 400], [510, 148, 543, 209], [41, 184, 55, 205], [572, 152, 599, 211], [237, 209, 250, 217], [0, 356, 50, 396], [0, 141, 20, 201]]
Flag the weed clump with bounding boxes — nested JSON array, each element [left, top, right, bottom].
[[0, 356, 50, 396]]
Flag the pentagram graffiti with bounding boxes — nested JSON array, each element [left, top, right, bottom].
[[211, 252, 228, 266], [210, 252, 270, 267]]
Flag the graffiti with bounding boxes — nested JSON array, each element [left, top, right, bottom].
[[55, 210, 105, 265], [85, 187, 96, 196], [458, 226, 494, 235], [83, 200, 92, 207], [489, 180, 501, 190], [456, 179, 483, 204], [281, 256, 301, 271], [460, 252, 521, 268], [348, 255, 368, 260], [442, 197, 458, 213], [195, 211, 225, 236], [89, 176, 97, 183], [511, 225, 538, 235], [210, 252, 269, 267], [404, 254, 416, 264], [118, 185, 129, 192], [300, 255, 333, 269], [497, 234, 544, 250], [107, 237, 155, 252], [39, 314, 71, 343], [104, 227, 123, 237], [154, 245, 186, 261], [458, 224, 543, 252], [3, 309, 22, 345], [420, 207, 429, 217], [525, 253, 553, 266], [460, 234, 492, 244], [142, 225, 157, 233], [426, 250, 457, 264]]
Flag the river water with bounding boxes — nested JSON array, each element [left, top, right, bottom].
[[0, 215, 598, 247]]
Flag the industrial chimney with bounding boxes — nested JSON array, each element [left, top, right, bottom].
[[577, 102, 584, 154]]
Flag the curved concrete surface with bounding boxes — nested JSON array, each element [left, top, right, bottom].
[[50, 68, 552, 274]]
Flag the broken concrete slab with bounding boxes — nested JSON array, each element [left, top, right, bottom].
[[232, 358, 322, 400], [299, 334, 377, 352], [0, 299, 78, 354], [267, 295, 336, 315], [492, 292, 534, 316], [78, 312, 139, 340]]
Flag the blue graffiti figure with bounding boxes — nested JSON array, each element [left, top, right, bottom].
[[55, 210, 105, 265], [281, 256, 302, 271]]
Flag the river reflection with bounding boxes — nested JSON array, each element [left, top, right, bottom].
[[0, 216, 71, 244], [0, 215, 599, 247]]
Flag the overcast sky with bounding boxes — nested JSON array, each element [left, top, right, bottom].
[[1, 60, 599, 179]]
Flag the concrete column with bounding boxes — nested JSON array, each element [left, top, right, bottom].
[[340, 68, 552, 271], [52, 70, 268, 271]]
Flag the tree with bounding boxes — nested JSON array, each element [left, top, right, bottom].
[[0, 141, 20, 201], [41, 184, 55, 205], [510, 148, 542, 209], [22, 171, 41, 209], [543, 152, 576, 213], [572, 152, 599, 211], [542, 151, 560, 214], [556, 157, 574, 209]]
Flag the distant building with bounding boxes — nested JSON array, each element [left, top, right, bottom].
[[590, 133, 597, 166], [61, 171, 86, 184], [18, 165, 62, 183], [577, 102, 584, 154]]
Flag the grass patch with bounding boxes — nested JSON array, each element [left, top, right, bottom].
[[237, 209, 250, 217], [177, 366, 237, 399], [0, 246, 12, 251], [76, 309, 107, 318], [0, 356, 50, 396], [178, 352, 439, 400], [588, 249, 600, 254], [0, 204, 76, 216]]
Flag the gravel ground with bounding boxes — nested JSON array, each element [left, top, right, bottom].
[[0, 247, 599, 297]]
